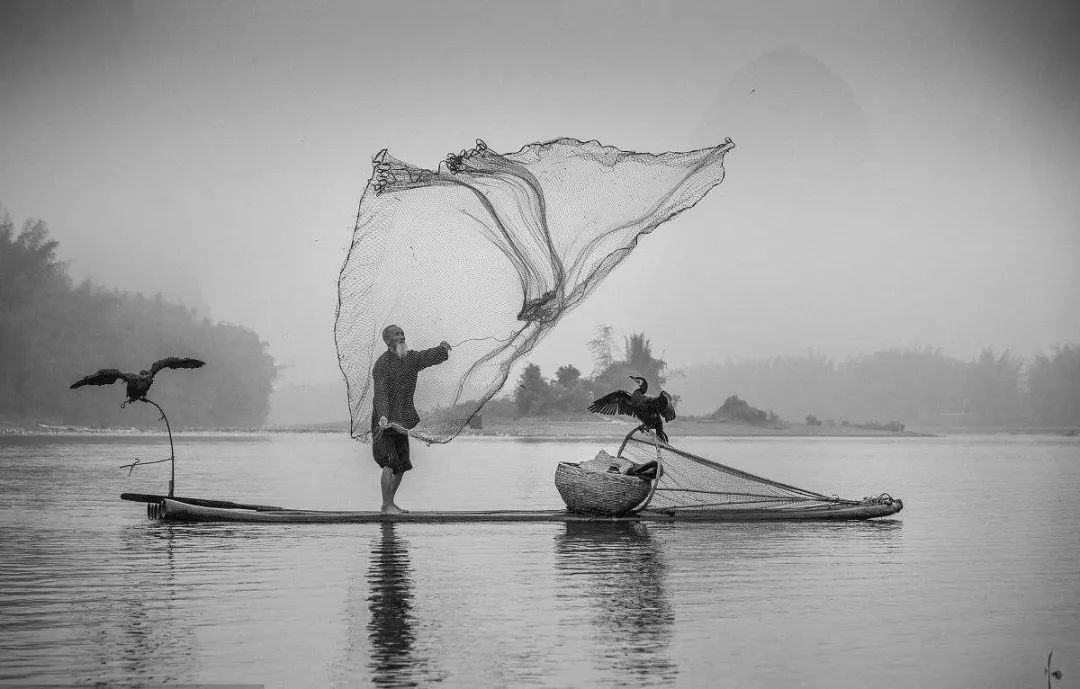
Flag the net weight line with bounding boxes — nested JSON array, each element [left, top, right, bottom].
[[623, 435, 840, 502], [447, 334, 516, 348], [654, 488, 850, 503]]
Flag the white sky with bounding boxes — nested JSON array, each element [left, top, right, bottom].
[[2, 0, 1078, 384]]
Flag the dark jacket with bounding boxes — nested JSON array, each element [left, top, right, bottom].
[[371, 345, 450, 432]]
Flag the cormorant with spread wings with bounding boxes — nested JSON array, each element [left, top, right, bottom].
[[588, 375, 676, 442], [70, 357, 205, 405]]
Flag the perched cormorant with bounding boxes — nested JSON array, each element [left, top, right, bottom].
[[70, 357, 205, 405], [588, 375, 676, 443]]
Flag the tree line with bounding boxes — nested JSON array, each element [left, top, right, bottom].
[[677, 345, 1080, 429], [488, 327, 670, 419], [491, 327, 1079, 430], [0, 209, 277, 429]]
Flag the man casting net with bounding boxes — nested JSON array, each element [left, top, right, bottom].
[[336, 137, 734, 443]]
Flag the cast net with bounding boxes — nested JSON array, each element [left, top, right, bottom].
[[616, 431, 869, 514], [336, 137, 734, 442]]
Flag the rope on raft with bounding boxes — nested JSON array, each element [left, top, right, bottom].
[[861, 493, 897, 505], [119, 456, 172, 477], [447, 333, 516, 348]]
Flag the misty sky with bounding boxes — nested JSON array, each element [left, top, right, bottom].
[[2, 0, 1078, 385]]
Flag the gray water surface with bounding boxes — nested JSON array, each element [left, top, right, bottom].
[[1, 433, 1077, 688]]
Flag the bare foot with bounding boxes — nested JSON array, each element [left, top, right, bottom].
[[381, 504, 408, 514]]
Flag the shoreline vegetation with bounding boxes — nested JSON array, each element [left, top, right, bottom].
[[4, 416, 1078, 438], [1, 210, 277, 429]]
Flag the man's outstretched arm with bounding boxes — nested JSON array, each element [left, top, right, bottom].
[[416, 342, 451, 370]]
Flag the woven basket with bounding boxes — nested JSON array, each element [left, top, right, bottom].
[[554, 462, 652, 516]]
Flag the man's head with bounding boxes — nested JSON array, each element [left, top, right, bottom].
[[382, 325, 407, 357]]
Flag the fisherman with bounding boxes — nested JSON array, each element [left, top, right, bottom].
[[371, 324, 451, 513]]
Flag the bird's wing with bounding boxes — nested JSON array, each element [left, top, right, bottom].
[[656, 391, 677, 422], [70, 369, 132, 389], [150, 357, 206, 376], [587, 390, 635, 416]]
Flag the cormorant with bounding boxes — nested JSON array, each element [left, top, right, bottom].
[[70, 357, 205, 405], [588, 375, 676, 443]]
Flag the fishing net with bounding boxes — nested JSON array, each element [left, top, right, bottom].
[[616, 431, 877, 514], [336, 137, 734, 442]]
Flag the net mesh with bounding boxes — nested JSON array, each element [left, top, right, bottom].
[[336, 137, 734, 442], [617, 432, 859, 513]]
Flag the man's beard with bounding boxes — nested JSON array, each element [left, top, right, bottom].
[[394, 342, 408, 358]]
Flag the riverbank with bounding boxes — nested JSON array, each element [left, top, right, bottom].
[[0, 420, 273, 436], [5, 417, 1077, 438], [461, 418, 934, 439]]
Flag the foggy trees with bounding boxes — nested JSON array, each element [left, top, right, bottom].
[[552, 364, 592, 413], [965, 348, 1023, 426], [593, 333, 668, 392], [0, 210, 277, 429], [507, 325, 1080, 428], [513, 362, 591, 417], [680, 346, 1080, 429], [0, 217, 64, 306], [1026, 345, 1080, 428], [842, 347, 968, 426], [512, 330, 666, 417], [514, 363, 549, 417], [709, 395, 780, 426]]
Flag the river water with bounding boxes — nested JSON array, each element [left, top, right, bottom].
[[0, 433, 1076, 688]]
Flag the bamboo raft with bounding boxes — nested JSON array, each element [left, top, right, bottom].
[[118, 421, 904, 524], [121, 493, 903, 523]]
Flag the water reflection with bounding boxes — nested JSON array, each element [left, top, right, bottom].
[[109, 521, 284, 683], [102, 524, 195, 685], [555, 522, 676, 685], [366, 523, 428, 688], [717, 519, 905, 559]]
